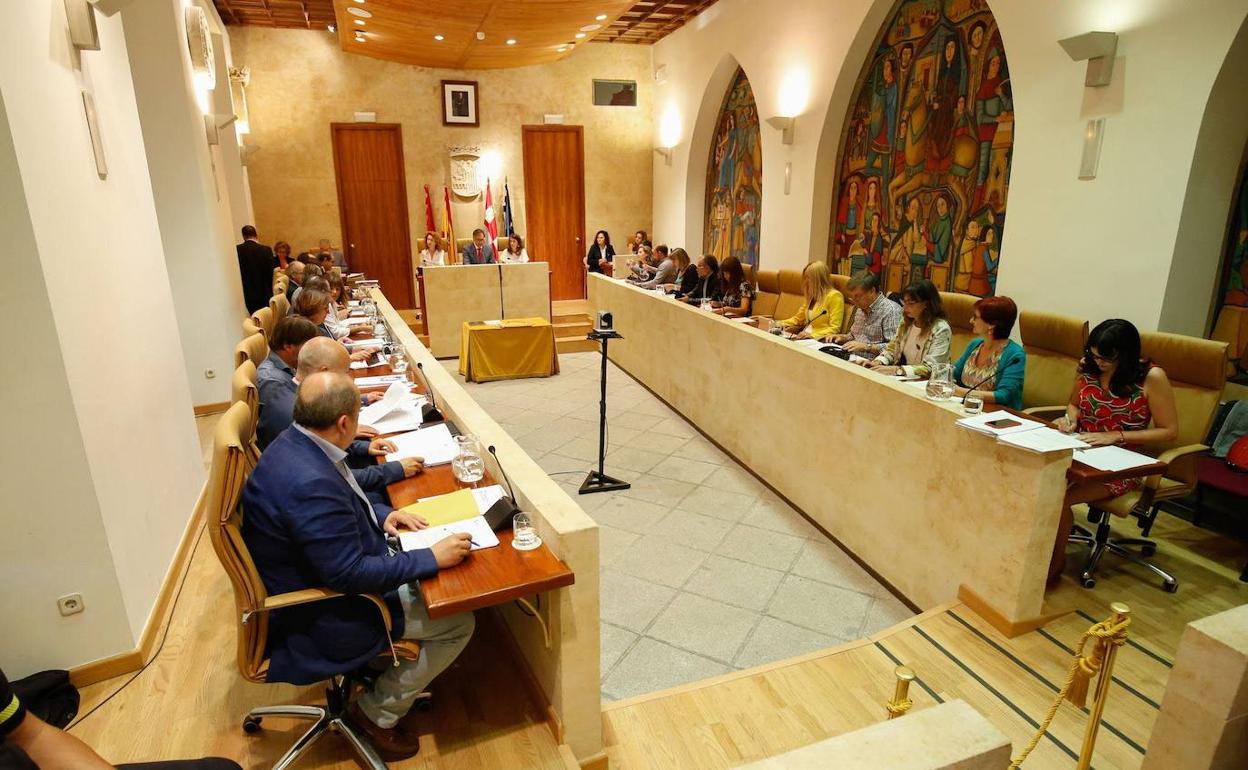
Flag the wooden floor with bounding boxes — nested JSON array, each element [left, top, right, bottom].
[[70, 414, 1246, 769]]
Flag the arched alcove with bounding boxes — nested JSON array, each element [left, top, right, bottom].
[[683, 53, 749, 260], [813, 0, 1015, 297], [702, 67, 762, 266]]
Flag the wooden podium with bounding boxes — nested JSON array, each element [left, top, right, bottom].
[[419, 263, 552, 357]]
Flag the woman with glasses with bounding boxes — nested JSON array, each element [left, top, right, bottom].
[[863, 279, 951, 378], [1047, 318, 1178, 582]]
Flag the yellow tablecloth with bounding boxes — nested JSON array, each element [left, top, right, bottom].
[[458, 317, 560, 383]]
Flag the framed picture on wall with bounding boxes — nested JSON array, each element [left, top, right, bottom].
[[592, 79, 637, 106], [441, 80, 479, 126]]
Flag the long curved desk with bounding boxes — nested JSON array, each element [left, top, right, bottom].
[[589, 274, 1071, 633]]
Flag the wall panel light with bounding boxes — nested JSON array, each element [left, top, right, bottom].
[[1079, 118, 1106, 180]]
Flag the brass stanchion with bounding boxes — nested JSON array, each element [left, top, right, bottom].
[[886, 665, 916, 719], [1075, 602, 1130, 770]]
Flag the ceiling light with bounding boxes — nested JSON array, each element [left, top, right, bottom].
[[353, 20, 365, 26], [434, 34, 444, 41], [506, 39, 517, 45], [557, 45, 568, 52], [354, 32, 367, 42], [575, 32, 586, 38], [327, 24, 335, 32], [347, 7, 371, 17], [596, 14, 607, 21], [580, 24, 601, 31], [352, 0, 365, 3]]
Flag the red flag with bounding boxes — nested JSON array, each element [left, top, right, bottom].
[[441, 186, 456, 263], [423, 184, 436, 233], [483, 179, 498, 241]]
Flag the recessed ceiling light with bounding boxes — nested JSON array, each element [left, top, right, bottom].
[[506, 39, 517, 45], [557, 45, 568, 52], [352, 0, 365, 3], [575, 32, 586, 38], [434, 34, 444, 41], [579, 23, 601, 31], [346, 7, 371, 17], [327, 24, 335, 32], [596, 14, 607, 21], [354, 32, 367, 42]]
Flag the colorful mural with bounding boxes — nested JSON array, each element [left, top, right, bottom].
[[831, 0, 1014, 296], [705, 67, 763, 267], [1219, 165, 1248, 309]]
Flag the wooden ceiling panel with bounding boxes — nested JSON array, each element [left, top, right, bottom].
[[603, 0, 719, 43], [214, 0, 337, 29]]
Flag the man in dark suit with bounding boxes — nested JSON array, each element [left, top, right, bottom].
[[460, 228, 497, 264], [284, 260, 305, 306], [236, 225, 277, 315], [241, 372, 474, 759]]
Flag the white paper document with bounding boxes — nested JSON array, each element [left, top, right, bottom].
[[360, 381, 410, 424], [998, 427, 1090, 454], [417, 484, 507, 515], [349, 355, 386, 370], [793, 338, 826, 351], [399, 516, 499, 551], [384, 423, 457, 466], [343, 316, 373, 326], [354, 374, 408, 387], [367, 399, 428, 434], [1075, 445, 1158, 472], [349, 338, 385, 349], [955, 411, 1044, 437]]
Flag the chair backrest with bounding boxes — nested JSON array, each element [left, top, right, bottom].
[[205, 402, 269, 683], [774, 269, 805, 321], [242, 316, 264, 341], [753, 269, 780, 317], [940, 292, 977, 355], [1140, 332, 1228, 450], [252, 306, 274, 340], [742, 263, 755, 284], [231, 361, 261, 466], [1019, 311, 1088, 410], [235, 332, 267, 369], [828, 274, 855, 333], [269, 293, 289, 320], [272, 274, 288, 294]]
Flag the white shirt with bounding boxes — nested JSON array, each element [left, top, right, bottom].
[[420, 248, 447, 266], [500, 248, 529, 264]]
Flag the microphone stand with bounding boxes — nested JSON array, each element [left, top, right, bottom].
[[580, 328, 630, 495]]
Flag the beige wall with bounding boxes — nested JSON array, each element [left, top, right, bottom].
[[651, 0, 1248, 336], [0, 1, 205, 676], [231, 28, 653, 268]]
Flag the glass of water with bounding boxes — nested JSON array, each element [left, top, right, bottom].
[[769, 318, 785, 336], [452, 433, 485, 484], [699, 298, 712, 312], [963, 394, 984, 414], [512, 512, 541, 551]]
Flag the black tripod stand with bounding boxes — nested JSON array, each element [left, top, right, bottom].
[[579, 328, 630, 495]]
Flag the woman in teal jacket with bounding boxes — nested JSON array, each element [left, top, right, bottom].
[[952, 296, 1026, 410]]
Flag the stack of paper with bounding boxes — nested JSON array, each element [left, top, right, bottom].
[[956, 411, 1043, 437], [383, 423, 458, 466], [354, 373, 408, 387], [344, 316, 373, 327], [398, 517, 499, 552], [360, 382, 410, 424], [793, 338, 826, 351], [998, 427, 1090, 454], [1075, 445, 1158, 472], [400, 485, 506, 525], [368, 397, 428, 434]]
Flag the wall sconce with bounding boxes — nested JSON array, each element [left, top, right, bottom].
[[1079, 117, 1106, 180], [766, 116, 795, 145], [205, 114, 238, 145], [1058, 31, 1118, 87], [654, 146, 673, 166]]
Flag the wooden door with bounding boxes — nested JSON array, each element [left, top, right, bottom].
[[331, 124, 415, 308], [522, 126, 586, 300]]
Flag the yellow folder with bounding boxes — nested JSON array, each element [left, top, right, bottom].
[[399, 488, 479, 527]]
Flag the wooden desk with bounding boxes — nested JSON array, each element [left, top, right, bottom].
[[345, 322, 574, 620]]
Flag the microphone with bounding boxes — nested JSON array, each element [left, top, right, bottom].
[[413, 362, 445, 423], [484, 445, 521, 530], [957, 371, 998, 403], [795, 307, 828, 338]]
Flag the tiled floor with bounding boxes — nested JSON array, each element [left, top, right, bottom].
[[443, 352, 914, 702]]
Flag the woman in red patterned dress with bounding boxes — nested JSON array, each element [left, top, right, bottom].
[[1047, 319, 1178, 583]]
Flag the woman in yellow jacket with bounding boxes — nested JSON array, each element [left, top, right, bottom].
[[781, 261, 845, 340]]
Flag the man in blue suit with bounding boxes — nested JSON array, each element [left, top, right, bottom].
[[242, 372, 474, 759], [460, 228, 497, 264]]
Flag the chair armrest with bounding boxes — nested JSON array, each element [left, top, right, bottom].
[[1154, 443, 1209, 466], [1022, 405, 1067, 421], [253, 589, 394, 635], [1146, 443, 1209, 490]]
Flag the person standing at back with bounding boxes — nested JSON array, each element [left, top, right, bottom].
[[585, 230, 615, 275], [237, 225, 277, 315], [461, 229, 497, 264]]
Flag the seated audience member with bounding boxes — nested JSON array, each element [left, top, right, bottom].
[[304, 264, 324, 281], [260, 337, 389, 451], [461, 229, 497, 264], [681, 255, 721, 305], [293, 289, 377, 363], [284, 260, 306, 305], [665, 248, 698, 296], [628, 243, 655, 280], [828, 271, 902, 356], [951, 296, 1026, 409], [317, 253, 336, 275], [419, 232, 447, 266], [242, 371, 472, 760], [636, 245, 676, 290], [865, 279, 951, 378], [256, 316, 319, 450], [500, 234, 530, 263], [0, 667, 241, 769], [274, 240, 292, 269], [303, 276, 347, 338], [317, 238, 347, 269], [1049, 318, 1178, 581], [779, 261, 843, 338], [585, 230, 614, 274], [630, 229, 648, 255], [712, 256, 756, 318]]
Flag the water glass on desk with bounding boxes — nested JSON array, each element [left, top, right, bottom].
[[699, 298, 713, 312], [963, 394, 984, 414], [452, 433, 485, 484]]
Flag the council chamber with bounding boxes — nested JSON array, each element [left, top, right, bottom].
[[4, 1, 1248, 769]]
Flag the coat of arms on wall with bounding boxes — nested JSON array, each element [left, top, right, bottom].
[[449, 145, 481, 198], [831, 0, 1014, 297]]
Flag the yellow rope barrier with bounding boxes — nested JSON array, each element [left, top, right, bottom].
[[1008, 603, 1131, 769]]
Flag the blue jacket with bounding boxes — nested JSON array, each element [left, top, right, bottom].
[[461, 242, 497, 264], [953, 338, 1026, 411], [241, 428, 437, 685]]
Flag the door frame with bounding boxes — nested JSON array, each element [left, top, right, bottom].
[[521, 124, 586, 298], [330, 122, 415, 306]]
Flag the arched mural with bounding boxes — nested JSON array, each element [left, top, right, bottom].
[[705, 67, 763, 267], [830, 0, 1014, 296], [1220, 166, 1248, 309]]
